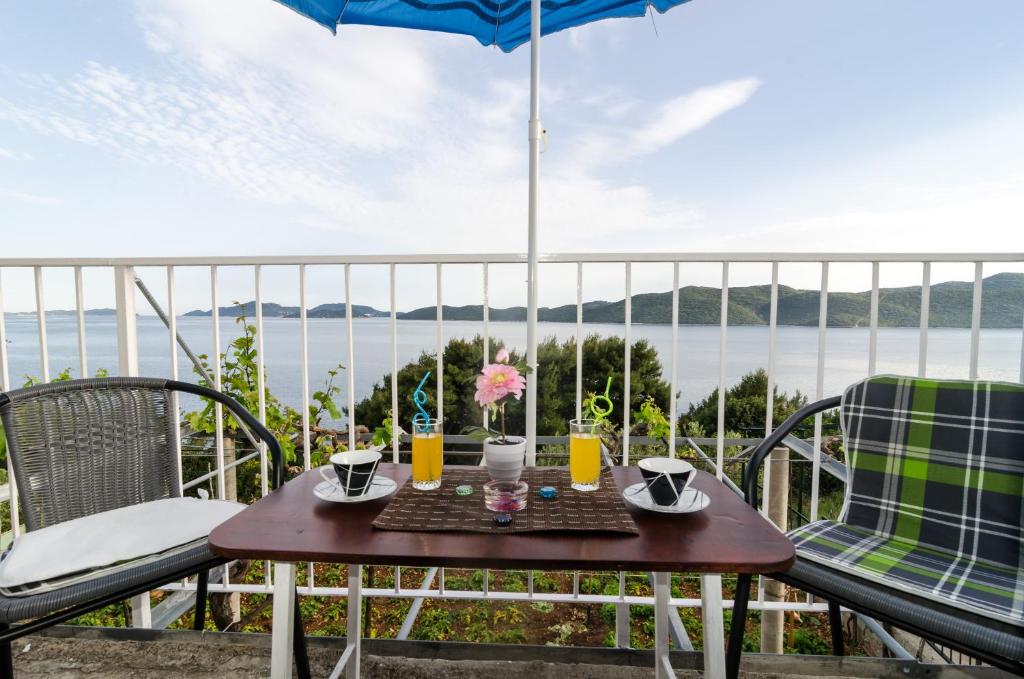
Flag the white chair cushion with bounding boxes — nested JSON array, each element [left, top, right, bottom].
[[0, 497, 244, 595]]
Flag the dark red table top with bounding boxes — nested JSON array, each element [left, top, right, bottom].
[[209, 464, 794, 573]]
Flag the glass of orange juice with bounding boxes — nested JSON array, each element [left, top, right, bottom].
[[569, 418, 602, 491], [411, 418, 443, 490]]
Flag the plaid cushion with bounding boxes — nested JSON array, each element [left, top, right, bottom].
[[790, 520, 1023, 625], [792, 375, 1024, 626]]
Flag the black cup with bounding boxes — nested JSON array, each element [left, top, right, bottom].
[[638, 457, 694, 506], [320, 450, 382, 497]]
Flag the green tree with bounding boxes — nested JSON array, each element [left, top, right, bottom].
[[679, 369, 845, 507], [679, 369, 827, 436], [354, 334, 671, 439]]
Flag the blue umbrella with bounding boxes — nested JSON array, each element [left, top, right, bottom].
[[276, 0, 691, 52], [274, 0, 694, 459]]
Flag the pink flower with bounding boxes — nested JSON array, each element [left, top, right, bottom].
[[495, 348, 510, 364], [474, 363, 526, 407]]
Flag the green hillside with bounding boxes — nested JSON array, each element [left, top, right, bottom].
[[182, 272, 1024, 328], [398, 273, 1023, 327]]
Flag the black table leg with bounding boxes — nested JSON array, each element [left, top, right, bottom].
[[828, 599, 845, 656], [293, 588, 311, 679], [726, 573, 752, 679]]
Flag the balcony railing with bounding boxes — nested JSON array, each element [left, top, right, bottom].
[[0, 251, 1021, 653]]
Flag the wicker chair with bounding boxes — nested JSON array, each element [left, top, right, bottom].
[[727, 376, 1024, 678], [0, 377, 309, 679]]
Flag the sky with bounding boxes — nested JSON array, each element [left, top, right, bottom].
[[1, 0, 1023, 312]]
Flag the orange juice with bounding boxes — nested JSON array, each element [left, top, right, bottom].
[[569, 432, 601, 490], [412, 432, 443, 490]]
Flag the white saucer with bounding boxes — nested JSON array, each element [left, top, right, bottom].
[[622, 482, 710, 514], [314, 473, 397, 503]]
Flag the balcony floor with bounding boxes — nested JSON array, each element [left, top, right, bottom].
[[12, 627, 1011, 679]]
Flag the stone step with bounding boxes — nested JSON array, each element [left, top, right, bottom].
[[13, 627, 1007, 679]]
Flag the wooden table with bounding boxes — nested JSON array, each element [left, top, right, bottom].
[[210, 464, 793, 679]]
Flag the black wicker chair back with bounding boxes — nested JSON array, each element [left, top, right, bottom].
[[0, 378, 179, 531]]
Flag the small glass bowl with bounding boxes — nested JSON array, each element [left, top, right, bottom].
[[483, 480, 529, 512]]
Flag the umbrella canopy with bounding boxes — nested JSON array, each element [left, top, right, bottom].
[[277, 0, 692, 52]]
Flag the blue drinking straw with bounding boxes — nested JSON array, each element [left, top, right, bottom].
[[412, 371, 432, 433]]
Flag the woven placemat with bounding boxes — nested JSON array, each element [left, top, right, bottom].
[[372, 467, 638, 534]]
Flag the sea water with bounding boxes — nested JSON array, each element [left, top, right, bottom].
[[2, 315, 1021, 427]]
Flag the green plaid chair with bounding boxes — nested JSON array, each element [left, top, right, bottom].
[[725, 376, 1024, 679]]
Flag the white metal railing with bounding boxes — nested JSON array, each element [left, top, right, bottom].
[[0, 252, 1022, 639]]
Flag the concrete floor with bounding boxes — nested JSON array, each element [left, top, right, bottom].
[[5, 635, 835, 679], [11, 636, 697, 679], [10, 628, 1010, 679]]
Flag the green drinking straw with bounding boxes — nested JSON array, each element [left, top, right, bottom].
[[588, 376, 614, 433]]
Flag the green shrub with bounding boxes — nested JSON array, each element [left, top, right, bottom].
[[354, 334, 671, 440]]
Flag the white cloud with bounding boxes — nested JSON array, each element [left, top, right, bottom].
[[135, 0, 438, 151], [629, 78, 761, 155], [0, 0, 720, 260], [0, 189, 62, 206], [564, 77, 762, 172], [1, 58, 376, 217], [565, 14, 634, 54], [715, 178, 1024, 254], [0, 146, 31, 160]]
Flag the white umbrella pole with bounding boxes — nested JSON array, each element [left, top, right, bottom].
[[525, 0, 541, 465]]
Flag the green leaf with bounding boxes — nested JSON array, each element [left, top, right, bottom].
[[462, 425, 499, 443]]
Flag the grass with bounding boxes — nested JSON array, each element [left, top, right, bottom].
[[107, 582, 864, 656], [67, 562, 866, 658]]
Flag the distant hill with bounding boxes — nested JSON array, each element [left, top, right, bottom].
[[397, 273, 1024, 328], [300, 303, 389, 319], [5, 308, 118, 317], [184, 301, 298, 318], [180, 273, 1023, 328], [185, 301, 388, 319]]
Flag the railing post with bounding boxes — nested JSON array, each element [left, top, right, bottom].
[[33, 267, 50, 383], [918, 262, 931, 377], [615, 603, 630, 648], [760, 447, 789, 654], [0, 269, 21, 539], [114, 265, 139, 377], [615, 571, 630, 648], [115, 265, 149, 627], [969, 262, 983, 380], [715, 263, 729, 479]]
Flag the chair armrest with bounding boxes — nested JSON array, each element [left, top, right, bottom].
[[743, 395, 841, 509], [167, 380, 286, 490]]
